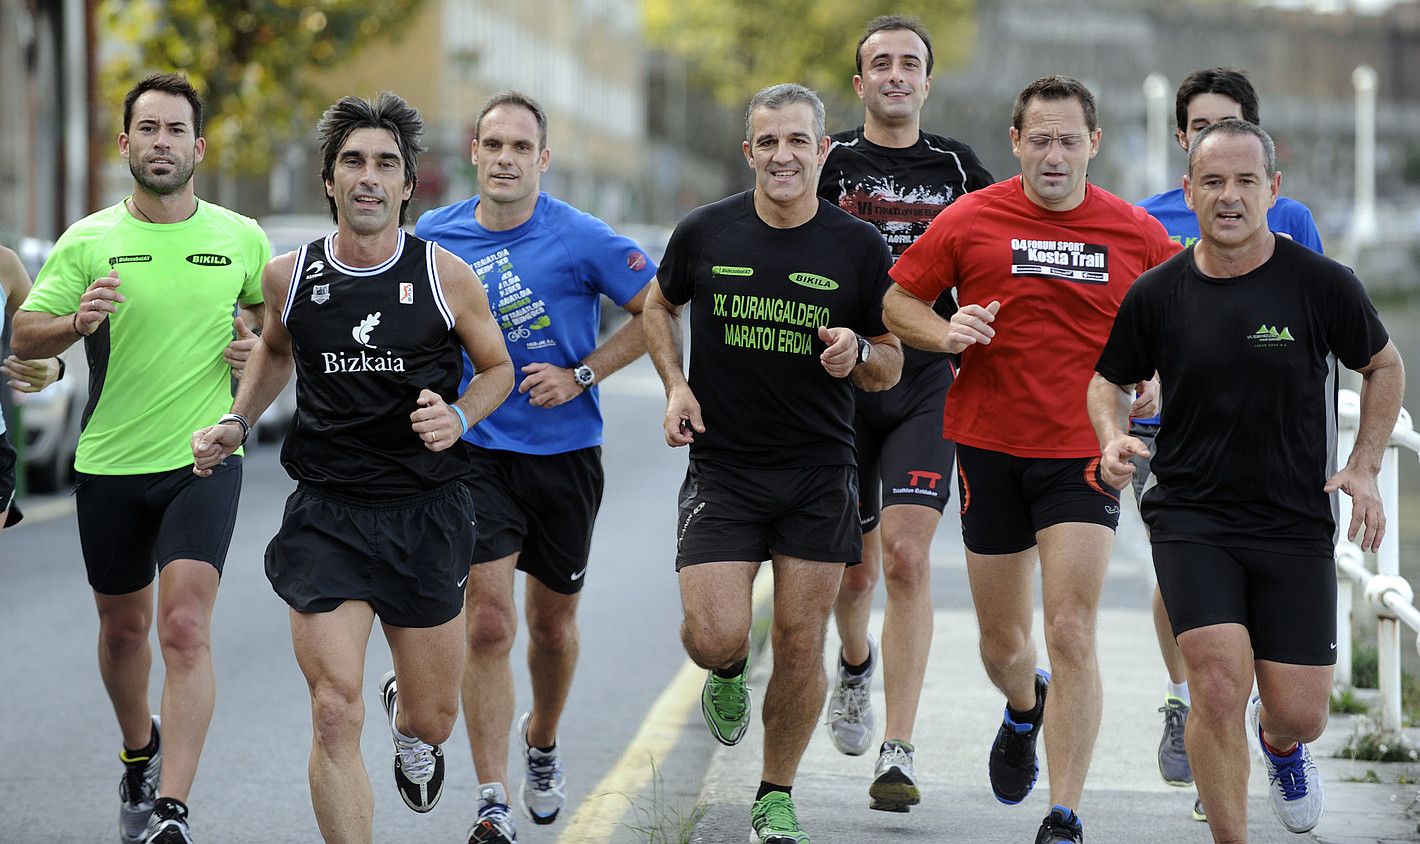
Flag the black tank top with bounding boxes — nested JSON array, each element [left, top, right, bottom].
[[280, 230, 469, 497]]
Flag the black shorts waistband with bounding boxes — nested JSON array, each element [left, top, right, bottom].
[[296, 481, 465, 511]]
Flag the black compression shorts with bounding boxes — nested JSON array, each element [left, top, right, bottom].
[[855, 359, 954, 532], [956, 444, 1120, 555], [76, 457, 243, 594], [0, 432, 21, 528]]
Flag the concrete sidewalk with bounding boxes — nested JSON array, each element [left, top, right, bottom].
[[688, 518, 1420, 843]]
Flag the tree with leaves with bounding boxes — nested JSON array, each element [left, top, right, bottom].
[[642, 0, 976, 113], [98, 0, 427, 176]]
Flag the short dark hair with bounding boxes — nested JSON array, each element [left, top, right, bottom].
[[317, 92, 425, 226], [1187, 118, 1276, 178], [1012, 75, 1098, 133], [1175, 67, 1260, 133], [745, 83, 827, 142], [855, 15, 934, 76], [123, 73, 204, 136], [475, 91, 549, 150]]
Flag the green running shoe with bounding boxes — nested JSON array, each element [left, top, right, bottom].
[[701, 660, 751, 746], [750, 791, 809, 843]]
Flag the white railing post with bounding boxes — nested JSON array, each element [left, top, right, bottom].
[[1376, 420, 1407, 734], [1335, 392, 1360, 689]]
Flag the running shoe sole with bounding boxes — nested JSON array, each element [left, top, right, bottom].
[[868, 771, 920, 813]]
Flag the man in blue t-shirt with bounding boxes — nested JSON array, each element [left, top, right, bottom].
[[1134, 67, 1322, 823], [415, 90, 657, 843]]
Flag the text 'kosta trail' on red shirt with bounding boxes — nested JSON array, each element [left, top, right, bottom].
[[890, 176, 1180, 458]]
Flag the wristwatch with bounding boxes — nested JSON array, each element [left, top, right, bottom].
[[572, 363, 595, 390], [855, 335, 871, 366]]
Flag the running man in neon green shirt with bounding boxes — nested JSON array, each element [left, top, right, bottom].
[[12, 72, 269, 844]]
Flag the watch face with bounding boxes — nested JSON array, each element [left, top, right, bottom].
[[858, 338, 871, 363], [574, 365, 594, 387]]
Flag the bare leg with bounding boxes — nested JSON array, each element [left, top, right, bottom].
[[462, 555, 518, 789], [153, 559, 221, 802], [1177, 623, 1253, 844], [523, 580, 581, 747], [384, 611, 468, 746], [94, 585, 157, 749], [678, 561, 757, 671], [877, 505, 940, 742], [1253, 660, 1332, 751], [1036, 522, 1112, 811], [964, 548, 1038, 711], [290, 602, 376, 844], [1153, 585, 1188, 685], [833, 529, 879, 666], [761, 555, 843, 785]]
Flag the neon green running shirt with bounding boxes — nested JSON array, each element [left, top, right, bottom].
[[22, 200, 269, 474]]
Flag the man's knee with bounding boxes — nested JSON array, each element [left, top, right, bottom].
[[681, 618, 748, 669], [1042, 609, 1097, 666], [1183, 656, 1253, 720], [1263, 697, 1329, 743], [466, 596, 516, 655], [98, 605, 152, 655], [880, 533, 930, 592], [978, 624, 1032, 673], [400, 696, 459, 745], [771, 616, 828, 668], [157, 606, 211, 670], [527, 605, 578, 654], [838, 558, 877, 599], [310, 682, 365, 750]]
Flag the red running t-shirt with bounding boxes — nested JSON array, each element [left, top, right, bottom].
[[891, 177, 1180, 458]]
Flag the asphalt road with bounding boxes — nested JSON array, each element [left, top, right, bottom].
[[0, 362, 713, 843]]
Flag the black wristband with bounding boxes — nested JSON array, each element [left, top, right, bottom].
[[54, 357, 66, 381], [217, 413, 251, 445]]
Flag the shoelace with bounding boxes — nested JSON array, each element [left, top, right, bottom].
[[120, 757, 154, 804], [396, 738, 437, 782], [710, 675, 748, 722], [878, 742, 912, 773], [1158, 704, 1187, 755], [754, 793, 800, 831], [999, 716, 1038, 767], [1041, 818, 1081, 843], [827, 679, 871, 726], [1268, 748, 1311, 801], [526, 748, 562, 791]]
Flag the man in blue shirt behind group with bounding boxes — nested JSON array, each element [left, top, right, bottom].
[[416, 89, 657, 844]]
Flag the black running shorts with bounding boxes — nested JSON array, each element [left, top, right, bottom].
[[76, 457, 243, 594], [956, 444, 1120, 556], [1126, 421, 1160, 510], [674, 460, 861, 569], [855, 360, 955, 533], [0, 431, 22, 528], [462, 444, 604, 595], [265, 481, 475, 628], [1153, 540, 1337, 666]]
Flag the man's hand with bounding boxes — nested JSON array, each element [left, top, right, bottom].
[[410, 388, 464, 452], [818, 326, 858, 379], [224, 315, 259, 378], [75, 271, 125, 336], [1325, 467, 1386, 552], [2, 355, 60, 393], [945, 300, 1000, 353], [1131, 377, 1161, 418], [191, 420, 244, 477], [518, 362, 584, 408], [664, 385, 704, 447], [1099, 434, 1151, 490]]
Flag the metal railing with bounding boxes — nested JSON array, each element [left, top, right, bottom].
[[1336, 388, 1420, 734]]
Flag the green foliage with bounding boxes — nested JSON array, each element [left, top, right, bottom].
[[616, 756, 709, 844], [98, 0, 427, 174], [642, 0, 976, 111], [1331, 687, 1369, 715], [1336, 718, 1419, 763], [1353, 642, 1379, 688]]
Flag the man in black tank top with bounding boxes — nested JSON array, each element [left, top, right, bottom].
[[190, 93, 512, 837], [815, 16, 993, 811]]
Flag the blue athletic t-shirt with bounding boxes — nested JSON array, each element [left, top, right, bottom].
[[416, 192, 657, 454], [1133, 187, 1323, 424]]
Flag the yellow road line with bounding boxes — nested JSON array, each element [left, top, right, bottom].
[[557, 567, 774, 844]]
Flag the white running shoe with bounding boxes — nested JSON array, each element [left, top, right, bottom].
[[1248, 695, 1324, 833], [118, 716, 161, 843], [517, 712, 566, 825], [379, 670, 446, 813], [869, 739, 920, 812], [467, 782, 518, 843], [825, 634, 877, 756]]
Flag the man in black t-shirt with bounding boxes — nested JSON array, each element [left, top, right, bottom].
[[643, 83, 903, 844], [815, 15, 993, 809], [191, 93, 513, 839], [1090, 120, 1403, 842]]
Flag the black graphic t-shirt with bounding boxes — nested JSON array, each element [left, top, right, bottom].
[[659, 191, 892, 468], [819, 127, 993, 374], [1096, 236, 1390, 553], [281, 231, 471, 496]]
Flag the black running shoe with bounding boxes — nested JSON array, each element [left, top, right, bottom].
[[989, 668, 1049, 805], [1035, 806, 1083, 844], [380, 670, 446, 812], [145, 797, 194, 844]]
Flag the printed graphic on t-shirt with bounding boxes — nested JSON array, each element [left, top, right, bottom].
[[835, 175, 958, 255], [470, 248, 554, 350], [709, 285, 830, 356], [1009, 238, 1110, 284]]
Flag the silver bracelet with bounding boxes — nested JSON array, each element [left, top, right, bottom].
[[218, 413, 251, 445]]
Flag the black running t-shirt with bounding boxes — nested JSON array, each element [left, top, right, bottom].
[[1096, 236, 1390, 553], [658, 191, 892, 468], [280, 231, 471, 496]]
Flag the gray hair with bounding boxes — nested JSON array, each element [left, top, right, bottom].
[[1187, 118, 1276, 178], [744, 83, 827, 142]]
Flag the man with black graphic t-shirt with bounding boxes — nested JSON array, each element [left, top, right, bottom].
[[1091, 119, 1402, 843], [885, 76, 1178, 844], [191, 93, 512, 840], [643, 83, 902, 844], [815, 16, 993, 809]]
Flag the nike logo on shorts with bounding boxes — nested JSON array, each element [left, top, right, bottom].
[[457, 573, 470, 588], [569, 567, 587, 581]]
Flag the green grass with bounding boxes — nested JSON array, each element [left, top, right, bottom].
[[1336, 721, 1420, 763], [1331, 687, 1370, 715], [617, 756, 709, 844]]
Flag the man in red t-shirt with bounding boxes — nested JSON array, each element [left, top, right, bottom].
[[884, 75, 1178, 844]]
